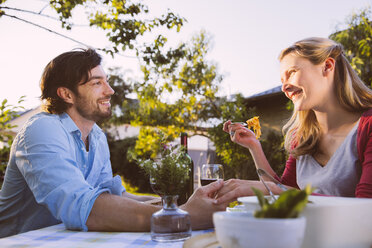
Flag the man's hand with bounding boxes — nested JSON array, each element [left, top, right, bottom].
[[181, 180, 228, 230]]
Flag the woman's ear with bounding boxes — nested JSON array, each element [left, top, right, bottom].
[[56, 87, 74, 104], [323, 57, 336, 75]]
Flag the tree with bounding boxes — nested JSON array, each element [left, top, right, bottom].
[[0, 0, 185, 58], [116, 31, 286, 187], [0, 97, 24, 187], [330, 6, 372, 87], [123, 31, 225, 153]]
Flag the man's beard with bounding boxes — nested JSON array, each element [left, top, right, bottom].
[[75, 98, 112, 123]]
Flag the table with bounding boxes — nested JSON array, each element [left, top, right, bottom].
[[0, 224, 213, 248]]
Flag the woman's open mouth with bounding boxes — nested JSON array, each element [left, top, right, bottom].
[[290, 89, 302, 101]]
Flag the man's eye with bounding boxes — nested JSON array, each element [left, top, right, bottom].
[[94, 81, 101, 85]]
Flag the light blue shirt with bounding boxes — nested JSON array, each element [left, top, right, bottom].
[[0, 112, 125, 238]]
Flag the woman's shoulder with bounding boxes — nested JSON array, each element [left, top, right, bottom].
[[358, 109, 372, 137], [361, 108, 372, 117]]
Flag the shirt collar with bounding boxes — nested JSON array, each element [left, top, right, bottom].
[[58, 112, 102, 136]]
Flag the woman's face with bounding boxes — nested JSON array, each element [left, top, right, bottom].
[[280, 53, 334, 112]]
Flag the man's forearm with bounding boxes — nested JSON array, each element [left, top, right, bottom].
[[123, 191, 160, 202], [86, 193, 161, 232]]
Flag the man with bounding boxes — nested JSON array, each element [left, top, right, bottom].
[[0, 48, 228, 238]]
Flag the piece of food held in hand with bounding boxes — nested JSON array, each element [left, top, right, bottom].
[[246, 116, 261, 139]]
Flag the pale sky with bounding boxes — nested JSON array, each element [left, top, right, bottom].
[[0, 0, 370, 109]]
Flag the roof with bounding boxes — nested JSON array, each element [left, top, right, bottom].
[[245, 85, 283, 102]]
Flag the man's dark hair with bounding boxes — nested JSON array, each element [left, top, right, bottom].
[[40, 48, 102, 114]]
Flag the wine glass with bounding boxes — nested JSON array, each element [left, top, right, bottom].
[[200, 164, 224, 186]]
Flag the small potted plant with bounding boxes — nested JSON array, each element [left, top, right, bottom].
[[139, 131, 192, 242]]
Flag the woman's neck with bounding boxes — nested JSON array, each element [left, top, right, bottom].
[[314, 106, 361, 135]]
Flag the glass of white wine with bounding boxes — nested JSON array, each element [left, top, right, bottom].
[[200, 164, 224, 186]]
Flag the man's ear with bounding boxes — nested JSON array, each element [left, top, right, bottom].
[[56, 87, 74, 104], [323, 57, 336, 75]]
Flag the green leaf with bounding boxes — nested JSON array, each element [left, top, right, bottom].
[[252, 187, 269, 208], [253, 184, 313, 219]]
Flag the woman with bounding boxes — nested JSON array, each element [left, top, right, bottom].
[[216, 37, 372, 203]]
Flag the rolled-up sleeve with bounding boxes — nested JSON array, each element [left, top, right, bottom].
[[15, 117, 109, 231]]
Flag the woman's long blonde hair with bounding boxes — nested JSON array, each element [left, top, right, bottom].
[[280, 37, 372, 157]]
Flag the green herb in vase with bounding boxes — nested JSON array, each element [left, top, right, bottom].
[[140, 135, 191, 196]]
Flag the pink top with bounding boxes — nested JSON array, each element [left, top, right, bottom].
[[278, 108, 372, 198]]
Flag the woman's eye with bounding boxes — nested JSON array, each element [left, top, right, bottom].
[[288, 70, 296, 78]]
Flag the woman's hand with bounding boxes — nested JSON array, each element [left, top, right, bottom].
[[214, 179, 281, 204], [223, 120, 260, 149]]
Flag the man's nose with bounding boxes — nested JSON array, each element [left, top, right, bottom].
[[104, 81, 115, 95]]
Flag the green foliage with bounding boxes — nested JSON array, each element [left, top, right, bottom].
[[120, 31, 226, 160], [260, 131, 287, 176], [253, 184, 313, 219], [0, 97, 25, 186], [330, 6, 372, 87], [49, 0, 185, 55], [127, 31, 222, 130], [137, 131, 191, 196], [108, 136, 152, 193], [209, 92, 287, 179], [208, 105, 257, 180], [0, 97, 24, 143], [286, 100, 294, 111], [126, 127, 179, 160], [1, 0, 185, 60], [211, 117, 287, 180], [121, 30, 283, 182], [113, 30, 287, 183]]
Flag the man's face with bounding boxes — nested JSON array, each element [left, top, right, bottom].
[[73, 65, 115, 122]]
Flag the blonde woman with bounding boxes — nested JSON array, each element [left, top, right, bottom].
[[217, 37, 372, 202]]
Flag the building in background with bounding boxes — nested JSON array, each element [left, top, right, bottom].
[[244, 85, 291, 137]]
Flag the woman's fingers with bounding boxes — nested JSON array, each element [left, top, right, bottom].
[[231, 128, 249, 141], [223, 120, 232, 133]]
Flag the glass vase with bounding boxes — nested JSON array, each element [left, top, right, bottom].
[[151, 195, 192, 242]]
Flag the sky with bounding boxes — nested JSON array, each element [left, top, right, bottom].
[[0, 0, 370, 109]]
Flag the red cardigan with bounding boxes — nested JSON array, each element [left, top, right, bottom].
[[279, 108, 372, 198]]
